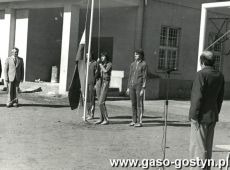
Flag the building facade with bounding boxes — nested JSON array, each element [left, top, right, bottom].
[[0, 0, 229, 99]]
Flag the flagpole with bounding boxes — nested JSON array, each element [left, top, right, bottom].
[[83, 0, 95, 121]]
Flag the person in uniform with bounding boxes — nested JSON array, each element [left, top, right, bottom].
[[95, 52, 112, 125], [86, 53, 97, 120], [126, 49, 147, 127]]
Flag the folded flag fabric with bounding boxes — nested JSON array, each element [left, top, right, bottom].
[[68, 30, 86, 110]]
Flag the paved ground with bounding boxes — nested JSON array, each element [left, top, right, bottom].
[[0, 83, 229, 170]]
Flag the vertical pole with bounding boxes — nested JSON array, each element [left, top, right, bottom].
[[135, 0, 145, 49], [162, 73, 169, 170], [83, 0, 95, 121], [197, 5, 207, 71]]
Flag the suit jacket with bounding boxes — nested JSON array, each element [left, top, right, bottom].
[[189, 66, 225, 123], [4, 56, 24, 82]]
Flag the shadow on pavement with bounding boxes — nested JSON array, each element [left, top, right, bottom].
[[18, 104, 69, 108], [108, 116, 190, 127], [143, 121, 190, 127], [109, 116, 162, 119]]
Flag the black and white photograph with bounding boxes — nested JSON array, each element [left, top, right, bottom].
[[0, 0, 229, 169]]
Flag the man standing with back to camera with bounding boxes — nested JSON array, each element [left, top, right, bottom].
[[189, 51, 225, 170], [4, 47, 24, 107]]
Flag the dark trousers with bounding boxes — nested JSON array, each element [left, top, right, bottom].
[[87, 84, 95, 116], [7, 79, 20, 105], [129, 84, 144, 123], [189, 122, 216, 170], [98, 80, 109, 122]]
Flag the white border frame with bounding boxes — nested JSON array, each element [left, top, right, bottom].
[[198, 1, 230, 70]]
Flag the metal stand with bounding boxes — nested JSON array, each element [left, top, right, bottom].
[[161, 68, 176, 170]]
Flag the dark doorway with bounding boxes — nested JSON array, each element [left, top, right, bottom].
[[26, 8, 63, 82], [92, 37, 113, 62]]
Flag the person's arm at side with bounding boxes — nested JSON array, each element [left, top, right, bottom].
[[217, 76, 225, 113], [21, 58, 24, 82], [126, 63, 132, 96], [189, 72, 204, 127], [4, 58, 9, 83], [93, 62, 97, 87], [140, 63, 147, 96]]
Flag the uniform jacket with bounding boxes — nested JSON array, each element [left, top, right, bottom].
[[88, 61, 97, 85], [189, 66, 225, 123], [100, 62, 112, 81], [128, 60, 147, 88], [4, 56, 24, 82]]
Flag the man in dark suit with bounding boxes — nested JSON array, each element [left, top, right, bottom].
[[4, 47, 24, 107], [189, 51, 225, 170]]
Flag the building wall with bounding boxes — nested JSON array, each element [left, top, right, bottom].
[[143, 0, 201, 81], [78, 7, 137, 92], [0, 0, 229, 99], [141, 0, 230, 99], [26, 8, 63, 82], [75, 1, 230, 99]]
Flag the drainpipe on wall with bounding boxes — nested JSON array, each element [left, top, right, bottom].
[[135, 0, 145, 49]]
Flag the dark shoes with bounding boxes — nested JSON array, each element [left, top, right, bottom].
[[2, 87, 7, 91]]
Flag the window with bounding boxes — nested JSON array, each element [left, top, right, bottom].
[[158, 26, 181, 70], [208, 32, 223, 71], [214, 55, 221, 71]]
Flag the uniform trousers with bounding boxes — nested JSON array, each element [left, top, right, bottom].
[[87, 83, 96, 115], [189, 121, 216, 170], [129, 84, 144, 123], [98, 80, 109, 122]]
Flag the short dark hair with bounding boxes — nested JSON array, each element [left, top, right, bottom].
[[100, 51, 109, 59], [134, 49, 144, 60], [200, 51, 215, 66], [90, 51, 96, 61]]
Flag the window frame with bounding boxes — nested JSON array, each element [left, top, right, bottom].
[[208, 32, 223, 72], [157, 25, 181, 72]]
